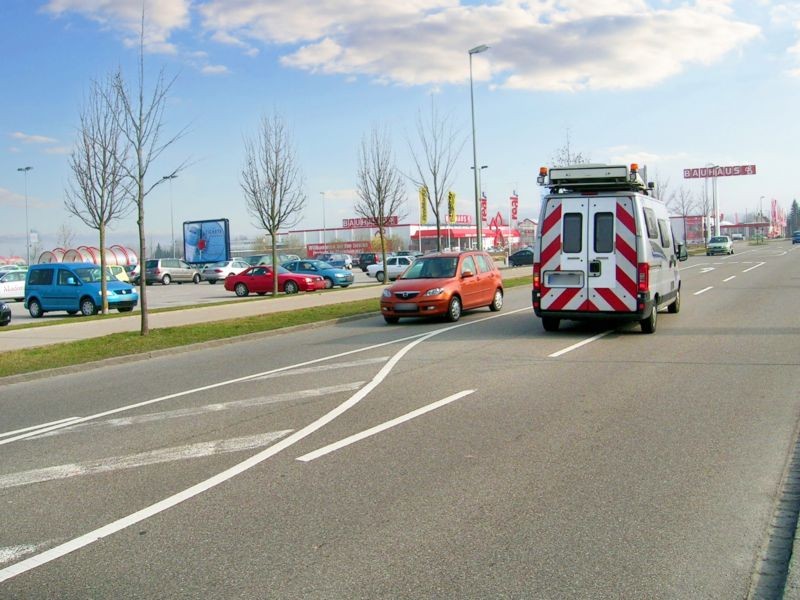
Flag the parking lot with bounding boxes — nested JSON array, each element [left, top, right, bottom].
[[3, 268, 380, 326]]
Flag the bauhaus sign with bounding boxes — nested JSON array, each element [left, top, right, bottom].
[[683, 165, 757, 179]]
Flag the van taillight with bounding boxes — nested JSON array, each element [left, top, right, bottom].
[[533, 262, 541, 292], [637, 263, 649, 293]]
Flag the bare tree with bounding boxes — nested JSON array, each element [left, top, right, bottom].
[[698, 180, 712, 244], [668, 186, 696, 245], [651, 170, 675, 206], [407, 101, 465, 251], [354, 125, 406, 283], [113, 11, 187, 334], [55, 222, 77, 249], [241, 112, 306, 296], [65, 75, 132, 314], [550, 128, 590, 166]]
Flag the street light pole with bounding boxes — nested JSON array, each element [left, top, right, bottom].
[[17, 166, 33, 265], [162, 175, 178, 258], [469, 44, 489, 250], [320, 192, 326, 252]]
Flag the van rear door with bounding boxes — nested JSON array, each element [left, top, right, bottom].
[[539, 195, 638, 314]]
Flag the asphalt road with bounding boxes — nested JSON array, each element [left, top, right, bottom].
[[1, 242, 799, 598]]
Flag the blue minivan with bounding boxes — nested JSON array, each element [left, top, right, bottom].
[[25, 262, 139, 317]]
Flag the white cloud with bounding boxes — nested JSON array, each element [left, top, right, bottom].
[[10, 132, 58, 145], [43, 0, 191, 54], [0, 188, 25, 208], [201, 64, 230, 75], [44, 0, 762, 91]]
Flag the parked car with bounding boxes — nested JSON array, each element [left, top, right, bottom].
[[126, 264, 141, 285], [792, 230, 800, 244], [325, 253, 353, 270], [24, 262, 139, 317], [0, 264, 25, 275], [200, 258, 252, 284], [0, 300, 10, 326], [107, 265, 130, 283], [706, 235, 734, 256], [730, 233, 744, 241], [0, 269, 26, 301], [358, 252, 381, 272], [224, 265, 326, 296], [144, 258, 201, 285], [244, 253, 300, 266], [508, 247, 534, 267], [282, 259, 354, 288], [367, 255, 414, 282], [380, 251, 504, 324]]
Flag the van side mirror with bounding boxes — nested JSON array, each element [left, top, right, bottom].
[[462, 269, 474, 278], [677, 243, 688, 262]]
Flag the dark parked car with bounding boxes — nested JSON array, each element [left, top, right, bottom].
[[508, 247, 534, 266], [359, 252, 381, 272], [0, 300, 10, 326], [282, 259, 354, 288]]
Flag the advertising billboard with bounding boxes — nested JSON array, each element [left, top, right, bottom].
[[183, 219, 231, 264]]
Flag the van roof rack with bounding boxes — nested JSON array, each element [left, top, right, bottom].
[[538, 163, 649, 193]]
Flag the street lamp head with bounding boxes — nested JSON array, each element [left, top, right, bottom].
[[162, 174, 177, 181], [17, 166, 33, 173], [469, 44, 490, 55]]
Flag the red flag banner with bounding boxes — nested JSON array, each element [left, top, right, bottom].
[[480, 193, 487, 222], [510, 195, 518, 221]]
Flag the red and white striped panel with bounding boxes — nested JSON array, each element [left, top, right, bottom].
[[539, 199, 587, 311]]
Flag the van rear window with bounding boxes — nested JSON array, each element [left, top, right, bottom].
[[28, 268, 54, 285], [594, 212, 614, 253], [563, 213, 583, 253]]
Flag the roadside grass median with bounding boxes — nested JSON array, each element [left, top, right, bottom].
[[0, 275, 530, 378]]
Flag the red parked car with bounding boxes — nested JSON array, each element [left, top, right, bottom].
[[224, 265, 325, 296]]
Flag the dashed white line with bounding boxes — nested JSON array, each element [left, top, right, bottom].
[[723, 276, 736, 282], [743, 261, 765, 273], [296, 390, 476, 462], [548, 331, 611, 358], [694, 287, 713, 296]]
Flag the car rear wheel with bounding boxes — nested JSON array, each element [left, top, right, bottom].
[[118, 307, 134, 313], [323, 277, 334, 289], [542, 317, 560, 332], [28, 299, 43, 318], [446, 296, 462, 322], [376, 271, 385, 283], [384, 316, 399, 324], [234, 283, 249, 297], [284, 281, 299, 294], [641, 304, 657, 334], [162, 274, 171, 285], [668, 289, 680, 314], [490, 288, 503, 311], [193, 274, 200, 284], [80, 297, 97, 316]]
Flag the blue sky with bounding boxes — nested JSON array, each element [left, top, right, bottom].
[[1, 0, 798, 258]]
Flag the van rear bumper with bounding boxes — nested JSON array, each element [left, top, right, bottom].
[[532, 291, 661, 322]]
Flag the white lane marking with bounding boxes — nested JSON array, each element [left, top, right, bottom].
[[700, 267, 715, 274], [296, 390, 476, 462], [723, 276, 736, 282], [2, 310, 527, 447], [0, 308, 524, 583], [680, 264, 707, 271], [0, 417, 80, 440], [548, 331, 611, 358], [0, 431, 293, 491], [0, 543, 53, 566], [743, 261, 765, 273], [248, 357, 388, 381], [694, 287, 713, 296], [29, 383, 364, 439]]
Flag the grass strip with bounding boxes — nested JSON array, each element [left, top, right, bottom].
[[0, 276, 531, 378]]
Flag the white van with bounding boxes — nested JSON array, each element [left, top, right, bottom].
[[532, 164, 688, 333]]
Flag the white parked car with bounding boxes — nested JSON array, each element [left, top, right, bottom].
[[367, 255, 414, 282], [201, 259, 252, 284], [0, 269, 26, 301]]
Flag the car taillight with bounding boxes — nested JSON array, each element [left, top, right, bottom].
[[533, 262, 541, 292], [637, 263, 649, 293]]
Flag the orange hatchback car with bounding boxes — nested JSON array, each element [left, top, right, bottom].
[[380, 250, 503, 324]]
